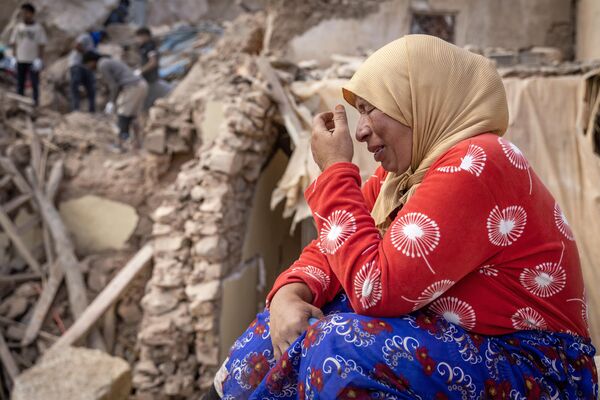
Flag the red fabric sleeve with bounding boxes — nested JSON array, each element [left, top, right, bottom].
[[266, 167, 386, 308], [304, 150, 497, 317]]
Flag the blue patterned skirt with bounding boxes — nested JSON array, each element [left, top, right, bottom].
[[220, 294, 597, 399]]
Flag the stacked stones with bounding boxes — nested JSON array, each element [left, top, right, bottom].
[[133, 75, 276, 398]]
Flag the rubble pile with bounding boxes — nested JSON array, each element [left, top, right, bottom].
[[0, 90, 175, 397]]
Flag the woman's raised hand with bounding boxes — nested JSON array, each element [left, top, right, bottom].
[[269, 283, 324, 361], [311, 105, 354, 171]]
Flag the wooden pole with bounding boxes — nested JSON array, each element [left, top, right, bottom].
[[52, 244, 153, 349]]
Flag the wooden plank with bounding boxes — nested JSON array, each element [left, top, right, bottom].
[[26, 168, 105, 351], [0, 176, 11, 189], [0, 207, 42, 275], [52, 244, 153, 349], [0, 157, 31, 195], [45, 159, 63, 202], [21, 262, 63, 346], [256, 57, 306, 146], [0, 332, 18, 383], [0, 316, 57, 342], [2, 193, 31, 214], [0, 272, 42, 284]]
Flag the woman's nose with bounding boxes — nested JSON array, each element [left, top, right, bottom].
[[355, 118, 371, 142]]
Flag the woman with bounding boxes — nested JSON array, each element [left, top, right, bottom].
[[215, 35, 597, 399]]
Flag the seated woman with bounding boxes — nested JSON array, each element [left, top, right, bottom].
[[214, 35, 597, 399]]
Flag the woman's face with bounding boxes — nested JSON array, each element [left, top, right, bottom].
[[354, 96, 413, 173]]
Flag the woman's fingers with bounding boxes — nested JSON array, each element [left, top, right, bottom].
[[332, 105, 349, 132], [313, 112, 333, 132]]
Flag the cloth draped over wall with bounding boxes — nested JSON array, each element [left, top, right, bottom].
[[272, 72, 600, 343]]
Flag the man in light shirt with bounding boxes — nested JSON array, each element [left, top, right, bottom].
[[9, 3, 47, 106]]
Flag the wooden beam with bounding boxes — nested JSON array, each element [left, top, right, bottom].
[[256, 57, 306, 146], [2, 193, 31, 214], [0, 157, 31, 195], [21, 262, 63, 346], [52, 244, 153, 349], [0, 272, 42, 284], [0, 332, 19, 383], [0, 207, 42, 275], [26, 168, 105, 351]]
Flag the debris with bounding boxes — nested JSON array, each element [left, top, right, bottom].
[[52, 244, 153, 349], [11, 347, 131, 400]]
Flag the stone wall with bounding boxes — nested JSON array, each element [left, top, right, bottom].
[[134, 73, 276, 398]]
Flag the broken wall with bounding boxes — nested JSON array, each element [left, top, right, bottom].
[[576, 0, 600, 61], [286, 0, 574, 64]]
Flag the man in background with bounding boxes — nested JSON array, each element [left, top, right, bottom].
[[82, 51, 148, 152], [134, 27, 171, 110], [9, 3, 47, 106], [68, 30, 108, 112]]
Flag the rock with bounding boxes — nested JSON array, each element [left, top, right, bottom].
[[117, 300, 143, 324], [185, 280, 220, 303], [192, 236, 227, 259], [195, 339, 219, 366], [12, 346, 131, 400], [153, 235, 186, 252], [141, 288, 180, 316], [203, 147, 242, 175], [152, 205, 177, 223], [59, 195, 139, 254], [144, 129, 167, 154]]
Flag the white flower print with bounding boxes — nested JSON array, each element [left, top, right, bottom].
[[498, 137, 532, 194], [315, 210, 357, 254], [511, 307, 547, 330], [553, 203, 574, 241], [520, 263, 566, 298], [486, 205, 527, 246], [429, 296, 476, 330], [567, 297, 589, 328], [478, 265, 499, 277], [390, 212, 440, 274], [353, 261, 382, 310], [401, 280, 455, 311], [291, 265, 330, 291], [519, 242, 566, 298], [436, 144, 487, 177]]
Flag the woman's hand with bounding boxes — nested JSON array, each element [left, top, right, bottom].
[[269, 283, 324, 360], [311, 105, 354, 171]]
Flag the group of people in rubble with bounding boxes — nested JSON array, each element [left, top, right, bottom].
[[6, 2, 170, 152]]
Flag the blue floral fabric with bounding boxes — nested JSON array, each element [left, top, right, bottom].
[[221, 294, 597, 399]]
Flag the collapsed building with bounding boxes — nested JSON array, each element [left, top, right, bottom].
[[0, 0, 599, 399]]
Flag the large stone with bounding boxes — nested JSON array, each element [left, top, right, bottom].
[[204, 147, 242, 175], [59, 195, 139, 254], [193, 236, 228, 260], [185, 280, 220, 303], [12, 346, 131, 400]]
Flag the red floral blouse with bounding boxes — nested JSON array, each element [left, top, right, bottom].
[[267, 133, 589, 337]]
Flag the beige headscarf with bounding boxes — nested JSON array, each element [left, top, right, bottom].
[[343, 35, 509, 231]]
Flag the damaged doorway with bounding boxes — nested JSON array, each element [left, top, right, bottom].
[[410, 10, 456, 43]]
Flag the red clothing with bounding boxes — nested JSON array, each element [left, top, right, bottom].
[[267, 133, 589, 337]]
